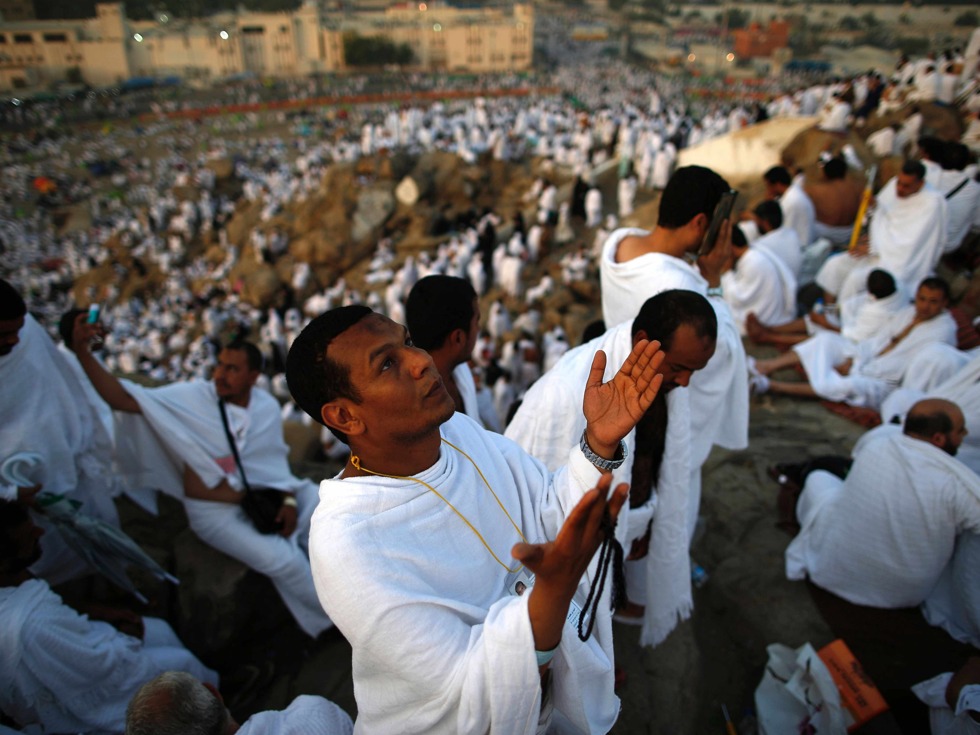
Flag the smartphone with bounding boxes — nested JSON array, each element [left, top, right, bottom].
[[86, 304, 101, 324], [698, 190, 738, 257]]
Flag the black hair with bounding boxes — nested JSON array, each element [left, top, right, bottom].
[[657, 166, 731, 230], [763, 166, 792, 187], [917, 136, 945, 164], [901, 159, 926, 180], [919, 276, 951, 301], [942, 142, 970, 172], [0, 279, 26, 321], [823, 157, 847, 180], [405, 275, 477, 351], [866, 269, 897, 300], [753, 199, 783, 230], [731, 223, 748, 248], [286, 304, 371, 442], [224, 340, 264, 372], [632, 290, 717, 351], [581, 319, 606, 343]]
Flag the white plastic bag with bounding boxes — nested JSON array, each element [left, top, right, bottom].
[[755, 642, 847, 735]]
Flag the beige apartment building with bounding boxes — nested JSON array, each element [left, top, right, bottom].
[[0, 1, 533, 93]]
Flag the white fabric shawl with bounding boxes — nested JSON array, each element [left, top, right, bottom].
[[922, 532, 980, 650], [780, 179, 816, 249], [239, 695, 354, 735], [879, 348, 980, 475], [599, 227, 748, 458], [753, 225, 803, 278], [452, 362, 482, 424], [939, 170, 980, 253], [838, 290, 906, 344], [0, 315, 119, 523], [505, 321, 694, 648], [117, 380, 307, 496], [793, 307, 957, 408], [310, 413, 619, 735], [0, 579, 215, 734], [786, 432, 980, 608], [722, 246, 798, 334], [868, 178, 947, 294]]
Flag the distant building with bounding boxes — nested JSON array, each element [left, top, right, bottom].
[[0, 0, 533, 92], [732, 18, 789, 60], [0, 0, 32, 22]]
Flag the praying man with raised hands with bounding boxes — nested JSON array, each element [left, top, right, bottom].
[[286, 305, 667, 735]]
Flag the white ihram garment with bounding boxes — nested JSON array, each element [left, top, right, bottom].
[[117, 380, 331, 637], [0, 578, 216, 734], [815, 179, 947, 300], [754, 225, 804, 279], [600, 228, 749, 467], [311, 413, 619, 734], [722, 246, 798, 334], [238, 695, 353, 735], [786, 432, 980, 608], [506, 322, 694, 648], [879, 347, 980, 476], [792, 307, 956, 408]]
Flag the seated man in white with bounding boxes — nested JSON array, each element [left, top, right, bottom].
[[71, 321, 333, 640], [753, 277, 956, 410], [723, 219, 798, 335], [126, 670, 353, 735], [0, 501, 216, 734], [0, 280, 122, 586], [763, 165, 815, 252], [939, 141, 980, 255], [506, 290, 716, 647], [815, 160, 947, 304], [785, 398, 980, 608], [747, 268, 905, 350], [285, 305, 668, 733], [405, 274, 486, 428]]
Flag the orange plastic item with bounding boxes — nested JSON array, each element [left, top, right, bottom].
[[817, 639, 889, 732]]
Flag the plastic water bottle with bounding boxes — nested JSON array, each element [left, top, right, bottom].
[[691, 563, 709, 589]]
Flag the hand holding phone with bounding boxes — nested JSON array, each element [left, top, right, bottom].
[[698, 190, 738, 258], [86, 304, 101, 324]]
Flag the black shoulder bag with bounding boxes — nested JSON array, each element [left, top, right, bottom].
[[218, 399, 285, 535]]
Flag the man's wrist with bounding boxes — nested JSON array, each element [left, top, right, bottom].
[[580, 429, 627, 471]]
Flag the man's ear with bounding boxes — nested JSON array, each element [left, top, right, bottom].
[[930, 431, 948, 451], [321, 400, 365, 438]]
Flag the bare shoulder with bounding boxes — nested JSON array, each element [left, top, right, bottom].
[[614, 233, 651, 263]]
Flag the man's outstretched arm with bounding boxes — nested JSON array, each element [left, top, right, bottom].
[[71, 313, 141, 414]]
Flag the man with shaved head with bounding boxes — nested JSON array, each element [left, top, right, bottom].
[[785, 398, 980, 608]]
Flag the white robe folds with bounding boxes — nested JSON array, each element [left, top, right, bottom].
[[780, 179, 816, 249], [815, 179, 947, 300], [310, 413, 619, 735], [239, 695, 353, 735], [116, 380, 331, 637], [792, 307, 956, 408], [452, 362, 482, 425], [0, 316, 122, 584], [0, 578, 216, 734], [837, 290, 907, 344], [600, 228, 748, 467], [722, 246, 798, 335], [505, 322, 693, 648], [879, 348, 980, 475], [0, 316, 119, 522], [786, 432, 980, 608], [754, 225, 804, 279]]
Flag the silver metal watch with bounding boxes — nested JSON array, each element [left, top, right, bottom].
[[579, 430, 628, 471]]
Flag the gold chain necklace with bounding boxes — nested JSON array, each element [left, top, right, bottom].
[[350, 438, 528, 573]]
